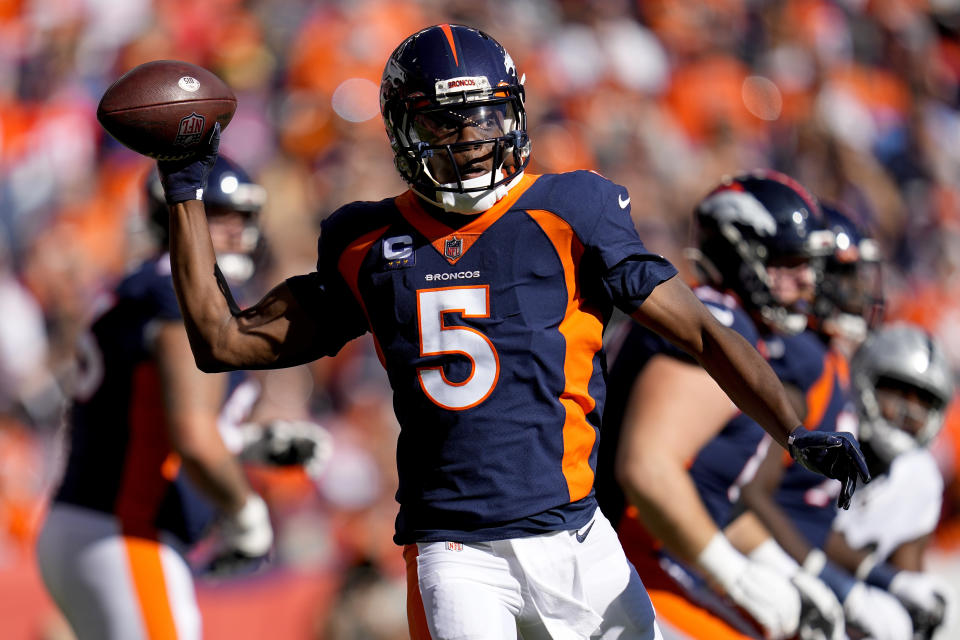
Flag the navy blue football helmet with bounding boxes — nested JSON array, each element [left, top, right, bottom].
[[690, 170, 834, 334], [380, 24, 530, 213], [813, 203, 883, 342], [146, 155, 266, 283]]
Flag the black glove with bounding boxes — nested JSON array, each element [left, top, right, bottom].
[[157, 122, 220, 204], [787, 427, 871, 509], [237, 420, 333, 480]]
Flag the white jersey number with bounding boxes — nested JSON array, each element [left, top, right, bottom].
[[72, 330, 105, 402], [416, 286, 500, 410]]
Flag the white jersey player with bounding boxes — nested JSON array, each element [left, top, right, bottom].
[[829, 324, 955, 639]]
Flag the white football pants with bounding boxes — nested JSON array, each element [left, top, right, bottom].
[[408, 507, 663, 639]]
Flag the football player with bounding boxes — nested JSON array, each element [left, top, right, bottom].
[[36, 157, 299, 639], [831, 324, 955, 639], [158, 25, 868, 639], [735, 204, 914, 640], [597, 171, 849, 639]]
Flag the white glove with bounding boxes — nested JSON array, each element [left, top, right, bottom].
[[749, 540, 844, 640], [205, 493, 274, 577], [889, 571, 951, 637], [843, 582, 913, 640], [238, 419, 333, 480], [698, 533, 801, 639]]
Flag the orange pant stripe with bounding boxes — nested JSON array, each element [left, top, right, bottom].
[[404, 544, 433, 640], [123, 536, 179, 639], [649, 589, 755, 640]]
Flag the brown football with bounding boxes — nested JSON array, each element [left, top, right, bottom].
[[97, 60, 236, 160]]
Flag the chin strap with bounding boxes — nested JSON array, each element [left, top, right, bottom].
[[428, 171, 524, 214]]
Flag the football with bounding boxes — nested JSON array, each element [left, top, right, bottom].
[[97, 60, 236, 161]]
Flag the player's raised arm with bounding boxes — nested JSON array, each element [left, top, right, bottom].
[[632, 274, 870, 508], [161, 125, 322, 371]]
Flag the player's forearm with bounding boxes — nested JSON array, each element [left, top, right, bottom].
[[696, 324, 798, 449], [617, 453, 720, 563], [739, 486, 813, 563], [171, 420, 251, 514], [167, 200, 237, 369]]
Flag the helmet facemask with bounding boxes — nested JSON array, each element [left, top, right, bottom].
[[385, 88, 530, 214], [814, 206, 884, 345], [857, 375, 948, 466], [692, 211, 832, 336], [852, 326, 954, 468]]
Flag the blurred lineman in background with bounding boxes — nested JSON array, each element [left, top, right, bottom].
[[831, 324, 955, 639], [158, 24, 868, 640], [736, 204, 917, 640], [597, 171, 847, 640], [35, 157, 328, 639]]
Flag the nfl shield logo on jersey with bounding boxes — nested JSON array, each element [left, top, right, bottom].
[[444, 236, 463, 260], [175, 112, 205, 146]]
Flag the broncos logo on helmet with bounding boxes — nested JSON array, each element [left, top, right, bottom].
[[379, 24, 531, 214]]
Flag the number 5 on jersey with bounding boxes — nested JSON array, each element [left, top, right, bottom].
[[417, 286, 500, 410]]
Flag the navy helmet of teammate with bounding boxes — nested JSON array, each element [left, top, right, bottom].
[[380, 24, 530, 214], [689, 169, 835, 336], [812, 203, 883, 348], [147, 155, 266, 285]]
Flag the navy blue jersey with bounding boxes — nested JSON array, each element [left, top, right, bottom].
[[597, 286, 767, 529], [765, 331, 853, 548], [287, 172, 677, 544], [54, 255, 216, 545]]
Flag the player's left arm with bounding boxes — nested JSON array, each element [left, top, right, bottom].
[[632, 275, 870, 506], [631, 275, 798, 448]]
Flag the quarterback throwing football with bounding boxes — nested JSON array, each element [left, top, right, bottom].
[[159, 24, 869, 639]]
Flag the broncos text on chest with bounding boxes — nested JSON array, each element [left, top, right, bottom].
[[425, 270, 481, 282]]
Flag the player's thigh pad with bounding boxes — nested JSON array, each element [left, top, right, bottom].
[[415, 540, 524, 639], [508, 508, 660, 640], [36, 503, 200, 640]]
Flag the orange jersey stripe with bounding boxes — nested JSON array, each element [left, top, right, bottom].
[[833, 349, 850, 387], [394, 174, 541, 265], [337, 225, 391, 367], [803, 351, 836, 429], [526, 208, 603, 501], [115, 362, 172, 537], [124, 536, 179, 639]]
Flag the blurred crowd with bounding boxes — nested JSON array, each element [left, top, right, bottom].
[[3, 0, 960, 637]]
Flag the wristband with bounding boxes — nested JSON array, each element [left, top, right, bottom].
[[863, 561, 899, 590], [803, 549, 857, 600]]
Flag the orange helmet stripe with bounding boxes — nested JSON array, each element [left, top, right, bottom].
[[439, 24, 459, 66]]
